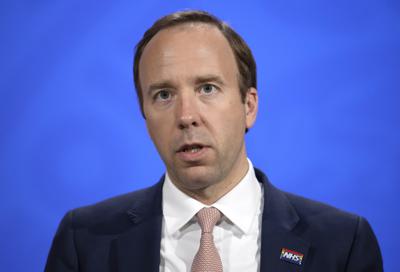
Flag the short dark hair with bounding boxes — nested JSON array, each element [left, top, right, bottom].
[[133, 10, 257, 117]]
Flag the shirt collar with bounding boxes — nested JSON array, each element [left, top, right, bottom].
[[162, 159, 262, 235]]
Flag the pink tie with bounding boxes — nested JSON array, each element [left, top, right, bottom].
[[191, 207, 223, 272]]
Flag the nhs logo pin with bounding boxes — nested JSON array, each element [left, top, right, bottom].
[[280, 248, 304, 266]]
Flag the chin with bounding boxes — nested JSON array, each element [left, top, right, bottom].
[[174, 166, 221, 191]]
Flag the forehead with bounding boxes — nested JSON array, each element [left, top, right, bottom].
[[138, 23, 239, 87]]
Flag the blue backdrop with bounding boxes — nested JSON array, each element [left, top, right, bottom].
[[1, 1, 399, 271]]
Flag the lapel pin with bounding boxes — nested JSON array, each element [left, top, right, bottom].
[[280, 248, 304, 266]]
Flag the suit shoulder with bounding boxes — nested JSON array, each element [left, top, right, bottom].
[[284, 191, 360, 231], [66, 182, 162, 228]]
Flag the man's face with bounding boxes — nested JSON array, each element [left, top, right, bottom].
[[139, 24, 257, 196]]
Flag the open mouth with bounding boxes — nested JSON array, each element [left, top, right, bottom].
[[178, 144, 204, 153]]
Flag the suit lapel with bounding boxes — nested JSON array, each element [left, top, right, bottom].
[[114, 179, 164, 272], [256, 169, 310, 272]]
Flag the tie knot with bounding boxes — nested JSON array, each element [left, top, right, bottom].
[[196, 207, 221, 233]]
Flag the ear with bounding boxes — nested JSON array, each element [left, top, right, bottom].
[[245, 87, 258, 129]]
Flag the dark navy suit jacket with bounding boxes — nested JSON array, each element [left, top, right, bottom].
[[45, 169, 383, 271]]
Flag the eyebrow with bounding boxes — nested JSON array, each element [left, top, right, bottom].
[[146, 75, 226, 94], [147, 80, 175, 94], [193, 75, 225, 86]]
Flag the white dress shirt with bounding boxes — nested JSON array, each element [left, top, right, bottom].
[[159, 159, 264, 272]]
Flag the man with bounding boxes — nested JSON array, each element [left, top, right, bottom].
[[45, 10, 383, 272]]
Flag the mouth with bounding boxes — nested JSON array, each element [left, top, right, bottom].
[[177, 144, 205, 153], [176, 143, 208, 162]]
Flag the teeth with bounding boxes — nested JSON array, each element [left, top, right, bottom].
[[183, 146, 201, 153]]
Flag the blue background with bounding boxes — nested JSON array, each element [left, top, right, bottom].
[[1, 1, 399, 271]]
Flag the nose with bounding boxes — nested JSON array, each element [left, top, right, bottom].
[[176, 92, 200, 130]]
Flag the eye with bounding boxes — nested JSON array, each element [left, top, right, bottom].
[[199, 84, 217, 95], [154, 90, 172, 101]]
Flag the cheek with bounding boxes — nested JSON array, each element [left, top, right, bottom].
[[224, 99, 247, 124], [146, 115, 177, 155], [210, 102, 247, 140], [147, 119, 167, 147]]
